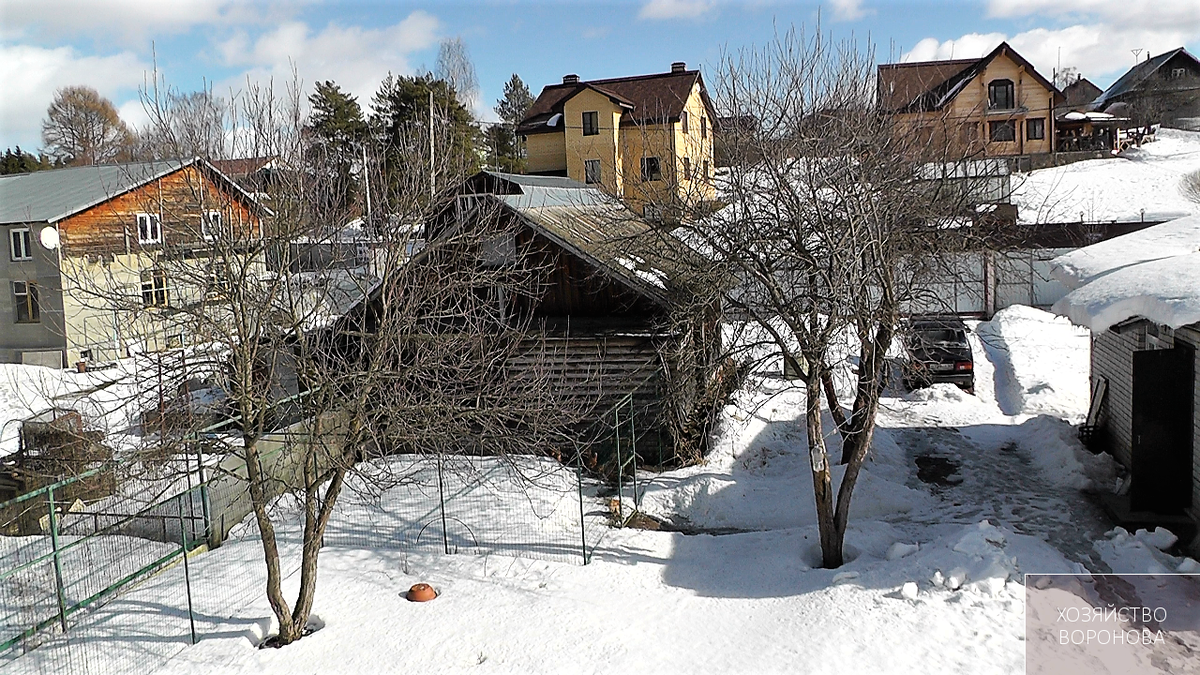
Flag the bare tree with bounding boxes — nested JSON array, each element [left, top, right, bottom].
[[41, 85, 134, 165], [671, 28, 994, 568], [435, 37, 480, 111]]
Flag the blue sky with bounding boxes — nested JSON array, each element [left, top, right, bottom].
[[2, 0, 1199, 151]]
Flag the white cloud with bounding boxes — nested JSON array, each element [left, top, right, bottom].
[[987, 0, 1200, 31], [0, 44, 150, 149], [829, 0, 872, 22], [214, 12, 441, 111], [0, 0, 249, 42], [638, 0, 715, 21], [902, 21, 1199, 82]]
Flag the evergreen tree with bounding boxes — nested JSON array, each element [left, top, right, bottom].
[[305, 81, 369, 218], [0, 146, 53, 175], [369, 73, 480, 198], [492, 74, 535, 173]]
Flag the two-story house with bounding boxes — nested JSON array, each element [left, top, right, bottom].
[[878, 42, 1064, 160], [516, 62, 717, 217], [1090, 48, 1200, 130], [0, 158, 267, 367]]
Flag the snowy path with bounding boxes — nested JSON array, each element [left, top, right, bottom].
[[891, 426, 1114, 573]]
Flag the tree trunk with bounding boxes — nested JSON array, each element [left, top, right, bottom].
[[821, 370, 848, 440], [284, 464, 346, 643], [244, 439, 295, 643], [806, 369, 840, 568]]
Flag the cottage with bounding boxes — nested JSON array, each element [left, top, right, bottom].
[[1051, 215, 1200, 550], [0, 158, 269, 367], [878, 42, 1064, 161], [1090, 48, 1200, 130], [517, 63, 718, 218]]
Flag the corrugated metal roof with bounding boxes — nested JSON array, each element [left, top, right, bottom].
[[0, 159, 187, 224]]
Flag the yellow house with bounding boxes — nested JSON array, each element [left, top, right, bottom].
[[878, 43, 1064, 158], [517, 62, 717, 216]]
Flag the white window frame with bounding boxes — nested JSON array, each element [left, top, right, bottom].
[[584, 159, 601, 184], [140, 268, 169, 307], [136, 213, 162, 245], [12, 280, 39, 323], [202, 210, 222, 241], [9, 227, 32, 261]]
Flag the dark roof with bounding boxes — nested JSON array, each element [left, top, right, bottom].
[[1091, 48, 1200, 109], [0, 158, 271, 225], [462, 171, 687, 305], [877, 42, 1063, 113], [517, 69, 714, 135], [1062, 78, 1102, 108], [210, 156, 276, 178]]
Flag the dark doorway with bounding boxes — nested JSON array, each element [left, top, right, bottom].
[[1130, 347, 1195, 513]]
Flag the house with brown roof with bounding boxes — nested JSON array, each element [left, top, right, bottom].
[[516, 63, 717, 217], [878, 43, 1064, 159]]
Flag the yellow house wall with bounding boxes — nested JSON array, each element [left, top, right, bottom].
[[563, 89, 625, 196], [671, 82, 717, 202], [893, 53, 1057, 158], [525, 131, 567, 174], [60, 253, 172, 363]]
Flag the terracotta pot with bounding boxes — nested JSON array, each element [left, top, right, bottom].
[[407, 583, 436, 602], [75, 361, 87, 373]]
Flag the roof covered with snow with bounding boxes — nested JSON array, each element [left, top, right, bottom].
[[1050, 215, 1200, 331], [1011, 128, 1200, 224]]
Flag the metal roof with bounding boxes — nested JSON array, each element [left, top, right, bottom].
[[1091, 48, 1199, 110], [0, 159, 187, 225]]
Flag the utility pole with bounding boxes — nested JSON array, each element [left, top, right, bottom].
[[429, 89, 435, 199]]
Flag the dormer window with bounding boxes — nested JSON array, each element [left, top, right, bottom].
[[136, 213, 162, 245], [582, 111, 599, 136], [988, 79, 1015, 110]]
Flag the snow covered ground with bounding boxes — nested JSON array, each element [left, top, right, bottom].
[[1012, 128, 1200, 224], [3, 306, 1197, 675]]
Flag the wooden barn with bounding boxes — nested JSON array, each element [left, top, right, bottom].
[[345, 171, 723, 467]]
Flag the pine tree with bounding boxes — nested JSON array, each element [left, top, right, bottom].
[[492, 74, 535, 173], [305, 81, 369, 218]]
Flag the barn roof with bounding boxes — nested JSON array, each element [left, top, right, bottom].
[[517, 68, 714, 135], [466, 171, 685, 305], [877, 42, 1062, 113], [0, 157, 271, 225], [1091, 48, 1200, 110]]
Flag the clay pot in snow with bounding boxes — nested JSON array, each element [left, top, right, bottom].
[[407, 583, 436, 602]]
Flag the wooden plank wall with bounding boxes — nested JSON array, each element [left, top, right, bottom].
[[57, 165, 259, 257]]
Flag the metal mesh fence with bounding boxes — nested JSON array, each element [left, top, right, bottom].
[[0, 382, 656, 674]]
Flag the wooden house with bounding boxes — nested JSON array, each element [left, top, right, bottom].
[[878, 42, 1064, 160], [0, 158, 269, 367], [516, 63, 718, 219], [1090, 48, 1200, 130], [347, 171, 720, 466]]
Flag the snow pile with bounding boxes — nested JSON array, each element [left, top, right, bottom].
[[1053, 251, 1200, 331], [1010, 415, 1117, 490], [1050, 214, 1200, 288], [974, 306, 1092, 421], [1093, 526, 1200, 573], [1012, 128, 1200, 224]]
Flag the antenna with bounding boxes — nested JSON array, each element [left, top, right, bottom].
[[1131, 48, 1143, 64]]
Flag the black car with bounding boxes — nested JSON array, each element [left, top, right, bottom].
[[901, 316, 975, 394]]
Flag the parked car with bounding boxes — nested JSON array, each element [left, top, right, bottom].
[[901, 315, 975, 394]]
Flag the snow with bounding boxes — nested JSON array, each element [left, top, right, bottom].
[[1052, 250, 1200, 331], [5, 305, 1200, 675], [1050, 214, 1200, 289], [1011, 128, 1200, 224]]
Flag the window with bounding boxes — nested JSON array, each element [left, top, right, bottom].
[[136, 213, 162, 245], [202, 211, 222, 240], [988, 79, 1015, 110], [681, 110, 689, 134], [700, 116, 707, 139], [1026, 118, 1045, 141], [682, 157, 692, 181], [141, 269, 169, 307], [12, 281, 39, 323], [582, 111, 599, 136], [989, 120, 1016, 142], [1170, 68, 1187, 79], [702, 160, 710, 182], [641, 156, 662, 182], [9, 227, 31, 261], [584, 159, 601, 184]]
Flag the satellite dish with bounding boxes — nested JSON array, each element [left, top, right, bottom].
[[40, 227, 59, 250]]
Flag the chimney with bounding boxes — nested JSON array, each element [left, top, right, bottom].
[[671, 62, 687, 73], [562, 74, 580, 84]]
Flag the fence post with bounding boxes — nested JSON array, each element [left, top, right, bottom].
[[614, 405, 622, 522], [47, 487, 68, 633], [437, 453, 450, 555], [576, 449, 588, 565], [177, 497, 198, 645], [628, 396, 639, 511]]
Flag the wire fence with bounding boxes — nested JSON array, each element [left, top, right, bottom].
[[0, 387, 654, 675]]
